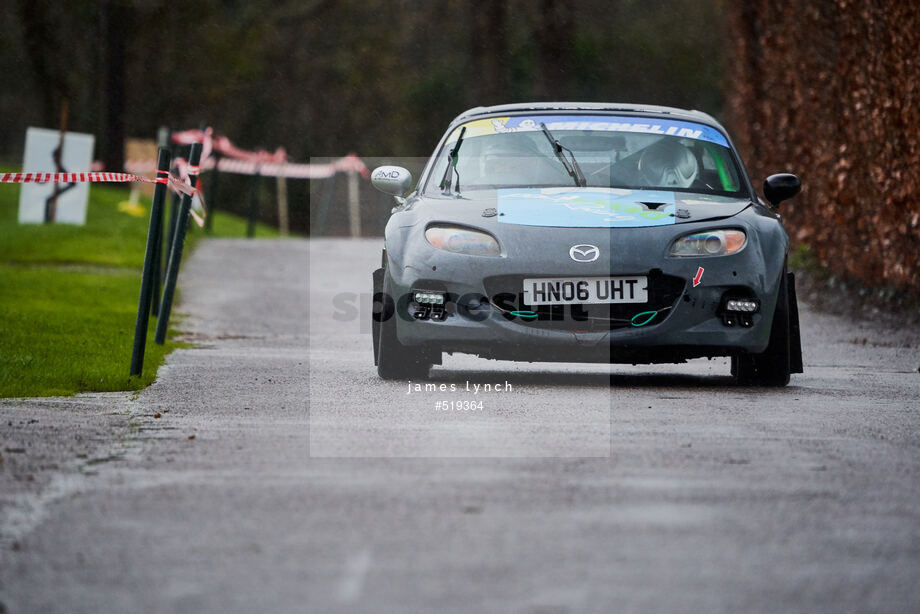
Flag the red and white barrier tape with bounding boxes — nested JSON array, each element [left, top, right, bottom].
[[2, 171, 136, 184], [205, 153, 369, 178], [0, 171, 195, 196], [168, 128, 369, 179], [0, 170, 206, 226], [84, 129, 370, 182], [122, 153, 369, 179], [177, 161, 206, 227], [172, 127, 214, 161]]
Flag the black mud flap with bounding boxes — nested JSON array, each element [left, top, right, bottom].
[[372, 267, 385, 365], [787, 271, 804, 373]]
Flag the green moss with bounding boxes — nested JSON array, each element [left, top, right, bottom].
[[787, 242, 821, 273]]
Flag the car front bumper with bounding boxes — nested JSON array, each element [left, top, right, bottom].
[[385, 216, 787, 364]]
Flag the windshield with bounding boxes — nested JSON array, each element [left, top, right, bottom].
[[425, 114, 745, 197]]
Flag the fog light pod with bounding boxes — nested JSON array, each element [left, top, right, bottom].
[[413, 291, 445, 305], [725, 299, 759, 313], [412, 290, 447, 322], [721, 296, 759, 327]]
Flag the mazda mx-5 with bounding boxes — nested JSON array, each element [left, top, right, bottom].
[[371, 102, 803, 386]]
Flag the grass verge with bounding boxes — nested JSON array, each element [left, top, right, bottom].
[[0, 178, 278, 397]]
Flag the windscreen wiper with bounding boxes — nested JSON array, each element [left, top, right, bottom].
[[540, 122, 586, 187], [439, 126, 466, 195]]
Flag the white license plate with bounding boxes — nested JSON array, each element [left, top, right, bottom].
[[522, 276, 648, 305]]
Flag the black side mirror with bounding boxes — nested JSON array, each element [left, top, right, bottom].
[[763, 173, 801, 207]]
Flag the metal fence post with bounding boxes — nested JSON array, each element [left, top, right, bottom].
[[130, 148, 171, 376], [276, 174, 289, 237], [247, 168, 261, 238], [347, 169, 360, 237], [314, 172, 336, 236], [205, 152, 220, 233], [151, 127, 170, 316], [154, 142, 202, 345]]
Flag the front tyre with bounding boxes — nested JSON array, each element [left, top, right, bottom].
[[374, 268, 434, 380], [732, 268, 792, 387]]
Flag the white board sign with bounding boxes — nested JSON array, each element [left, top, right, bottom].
[[18, 127, 95, 225]]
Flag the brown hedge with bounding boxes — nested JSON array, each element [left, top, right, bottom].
[[725, 1, 920, 296]]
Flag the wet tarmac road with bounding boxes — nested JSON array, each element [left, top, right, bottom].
[[1, 238, 918, 613]]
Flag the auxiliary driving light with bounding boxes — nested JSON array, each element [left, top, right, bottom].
[[413, 291, 445, 305], [724, 299, 759, 313], [412, 290, 447, 321], [720, 296, 759, 328]]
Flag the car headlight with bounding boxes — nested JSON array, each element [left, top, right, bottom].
[[669, 229, 746, 257], [425, 225, 501, 256]]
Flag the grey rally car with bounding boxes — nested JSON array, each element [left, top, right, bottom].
[[371, 102, 803, 386]]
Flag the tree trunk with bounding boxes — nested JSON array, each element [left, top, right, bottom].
[[100, 1, 129, 171]]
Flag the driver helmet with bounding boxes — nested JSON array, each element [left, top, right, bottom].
[[638, 139, 699, 188], [479, 135, 535, 178]]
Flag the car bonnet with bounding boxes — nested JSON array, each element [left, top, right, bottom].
[[410, 189, 752, 229]]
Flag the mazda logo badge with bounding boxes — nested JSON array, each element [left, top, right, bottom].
[[569, 244, 599, 262]]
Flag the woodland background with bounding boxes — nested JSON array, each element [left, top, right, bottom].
[[1, 0, 917, 295]]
